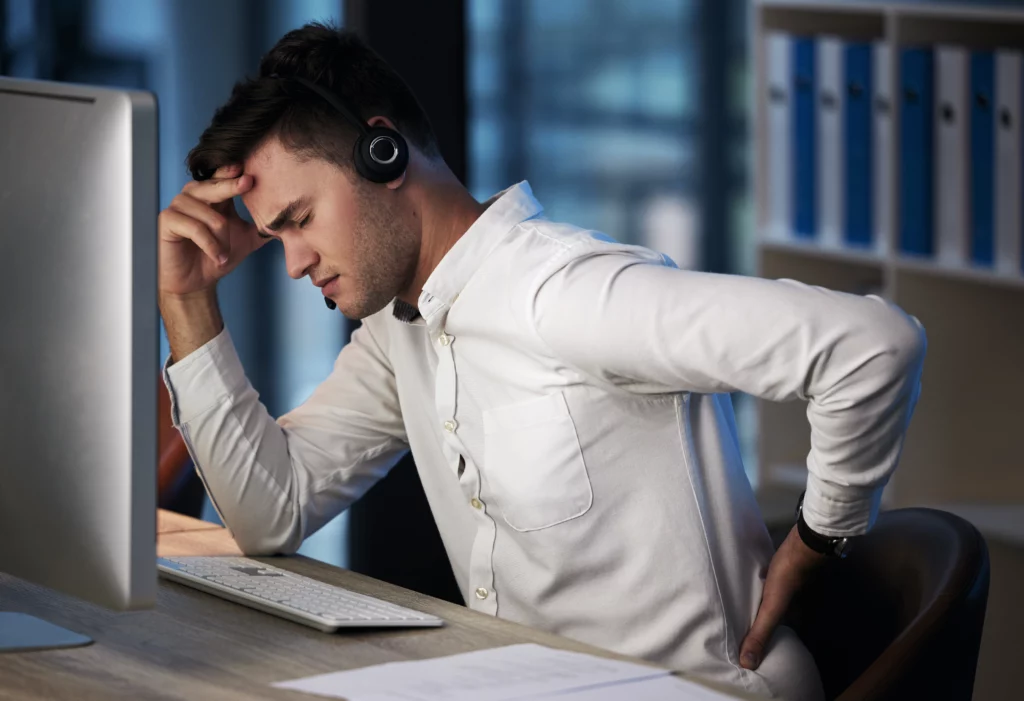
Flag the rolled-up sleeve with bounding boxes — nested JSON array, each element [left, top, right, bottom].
[[529, 242, 926, 538], [163, 323, 408, 555]]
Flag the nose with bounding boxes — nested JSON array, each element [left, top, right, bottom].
[[283, 236, 318, 280]]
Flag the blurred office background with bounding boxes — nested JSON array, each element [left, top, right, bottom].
[[0, 0, 754, 568]]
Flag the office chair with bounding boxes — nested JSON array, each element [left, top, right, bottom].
[[775, 507, 990, 701], [157, 378, 204, 517]]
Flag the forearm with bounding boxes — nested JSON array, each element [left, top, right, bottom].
[[159, 288, 224, 364], [180, 384, 305, 555], [162, 328, 302, 554], [163, 325, 410, 555]]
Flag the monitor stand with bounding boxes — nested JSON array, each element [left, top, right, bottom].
[[0, 612, 92, 653]]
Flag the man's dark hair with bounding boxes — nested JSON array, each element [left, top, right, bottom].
[[186, 21, 440, 179]]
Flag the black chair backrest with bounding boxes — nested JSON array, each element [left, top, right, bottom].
[[780, 507, 989, 701]]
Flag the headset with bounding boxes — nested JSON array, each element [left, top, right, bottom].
[[275, 73, 410, 184]]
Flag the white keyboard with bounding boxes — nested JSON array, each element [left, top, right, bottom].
[[158, 556, 444, 632]]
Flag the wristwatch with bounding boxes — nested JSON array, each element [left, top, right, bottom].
[[794, 491, 855, 559]]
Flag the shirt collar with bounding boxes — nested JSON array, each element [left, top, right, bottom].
[[390, 181, 543, 325]]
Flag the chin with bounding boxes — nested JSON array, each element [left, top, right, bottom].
[[337, 293, 394, 320]]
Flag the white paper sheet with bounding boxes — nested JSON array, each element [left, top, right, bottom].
[[271, 643, 675, 701], [533, 674, 744, 700]]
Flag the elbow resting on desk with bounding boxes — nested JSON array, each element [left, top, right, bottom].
[[218, 480, 305, 557], [231, 515, 302, 558]]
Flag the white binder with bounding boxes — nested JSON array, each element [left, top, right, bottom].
[[766, 32, 792, 240], [873, 42, 892, 255], [995, 50, 1022, 275], [817, 35, 844, 248], [934, 45, 970, 266]]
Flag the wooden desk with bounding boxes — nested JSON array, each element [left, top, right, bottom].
[[0, 509, 755, 700]]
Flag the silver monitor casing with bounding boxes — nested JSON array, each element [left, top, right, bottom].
[[0, 75, 158, 611]]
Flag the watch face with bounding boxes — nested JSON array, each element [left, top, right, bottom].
[[833, 537, 852, 559]]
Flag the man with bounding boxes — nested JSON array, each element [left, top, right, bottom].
[[160, 22, 925, 701]]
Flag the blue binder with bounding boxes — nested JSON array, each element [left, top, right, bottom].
[[844, 42, 873, 247], [793, 37, 817, 239], [970, 50, 995, 267], [899, 47, 935, 256]]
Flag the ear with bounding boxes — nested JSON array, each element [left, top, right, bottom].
[[366, 115, 399, 131], [386, 169, 407, 190]]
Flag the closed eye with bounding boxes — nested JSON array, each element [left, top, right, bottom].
[[257, 213, 310, 239]]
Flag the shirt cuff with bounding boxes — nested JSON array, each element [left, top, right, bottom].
[[162, 329, 247, 426], [801, 472, 884, 538]]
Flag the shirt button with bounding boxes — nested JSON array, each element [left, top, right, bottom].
[[443, 419, 457, 433], [470, 498, 482, 510], [439, 333, 451, 346], [475, 587, 489, 600]]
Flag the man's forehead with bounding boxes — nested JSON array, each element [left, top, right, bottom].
[[240, 177, 286, 226], [246, 135, 292, 169], [240, 141, 354, 224], [241, 144, 302, 221]]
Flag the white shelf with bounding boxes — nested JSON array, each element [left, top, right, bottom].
[[758, 0, 885, 13], [760, 237, 1024, 292], [896, 256, 1024, 291], [760, 236, 888, 267], [759, 0, 1024, 24], [760, 234, 1024, 291], [893, 3, 1024, 25]]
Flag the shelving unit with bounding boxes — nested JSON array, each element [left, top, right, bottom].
[[751, 4, 1024, 699], [753, 0, 1024, 517]]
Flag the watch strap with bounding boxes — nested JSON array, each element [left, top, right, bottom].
[[795, 491, 854, 558], [797, 507, 832, 554]]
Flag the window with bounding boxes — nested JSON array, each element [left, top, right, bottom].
[[468, 0, 702, 269]]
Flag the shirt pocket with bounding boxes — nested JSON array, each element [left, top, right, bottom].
[[482, 391, 593, 532]]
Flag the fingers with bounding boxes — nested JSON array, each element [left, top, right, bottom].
[[739, 526, 825, 670], [169, 192, 229, 242], [739, 579, 789, 670], [159, 208, 228, 266], [183, 164, 253, 205]]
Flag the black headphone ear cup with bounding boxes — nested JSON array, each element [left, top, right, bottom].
[[354, 126, 409, 183]]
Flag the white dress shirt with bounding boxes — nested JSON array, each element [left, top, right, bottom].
[[164, 181, 925, 701]]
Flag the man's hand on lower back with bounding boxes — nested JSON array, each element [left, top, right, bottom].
[[739, 524, 826, 670]]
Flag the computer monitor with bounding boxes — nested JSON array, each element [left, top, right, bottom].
[[0, 75, 158, 651]]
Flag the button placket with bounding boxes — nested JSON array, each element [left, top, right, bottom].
[[431, 310, 462, 478], [460, 454, 497, 615], [424, 292, 496, 614]]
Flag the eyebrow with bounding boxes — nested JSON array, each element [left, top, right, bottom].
[[257, 196, 310, 239]]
